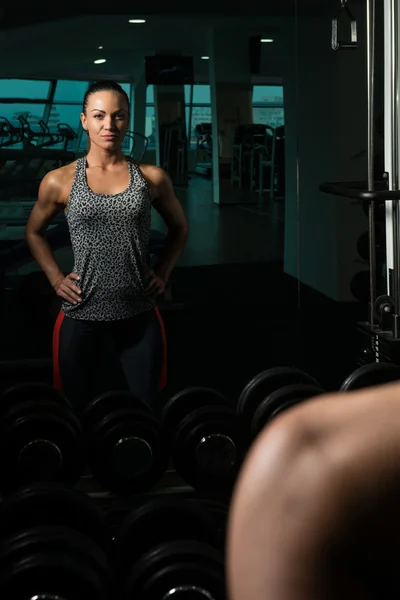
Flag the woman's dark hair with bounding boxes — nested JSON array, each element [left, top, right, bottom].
[[82, 80, 130, 114]]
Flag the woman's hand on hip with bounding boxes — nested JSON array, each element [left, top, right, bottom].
[[53, 273, 82, 305], [145, 270, 166, 298]]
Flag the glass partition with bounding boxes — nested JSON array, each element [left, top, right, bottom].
[[0, 15, 300, 406]]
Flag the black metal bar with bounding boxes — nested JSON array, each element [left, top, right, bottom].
[[319, 180, 400, 200], [0, 98, 50, 104], [367, 0, 377, 324]]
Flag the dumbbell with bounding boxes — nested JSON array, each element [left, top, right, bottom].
[[160, 387, 246, 493], [105, 496, 229, 558], [341, 361, 400, 390], [81, 390, 169, 494], [0, 382, 85, 490], [237, 367, 324, 438], [114, 495, 226, 599], [0, 483, 112, 599]]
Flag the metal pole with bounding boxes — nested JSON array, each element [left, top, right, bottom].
[[391, 0, 400, 327], [367, 0, 377, 325]]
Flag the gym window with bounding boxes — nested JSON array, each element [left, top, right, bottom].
[[0, 79, 51, 100], [0, 79, 51, 150], [0, 79, 133, 154], [252, 85, 284, 128]]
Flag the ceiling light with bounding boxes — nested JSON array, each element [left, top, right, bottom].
[[98, 45, 103, 50], [129, 19, 146, 23], [261, 38, 274, 43], [201, 56, 209, 60], [94, 58, 106, 64]]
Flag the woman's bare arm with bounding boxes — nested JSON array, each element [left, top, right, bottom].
[[140, 164, 188, 282], [25, 170, 68, 289]]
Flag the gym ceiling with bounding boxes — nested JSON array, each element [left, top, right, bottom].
[[0, 1, 348, 30]]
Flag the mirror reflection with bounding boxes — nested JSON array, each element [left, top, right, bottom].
[[0, 6, 297, 518], [0, 14, 297, 400]]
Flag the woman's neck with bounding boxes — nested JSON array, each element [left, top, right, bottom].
[[85, 147, 126, 168]]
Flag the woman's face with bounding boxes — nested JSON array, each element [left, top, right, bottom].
[[81, 90, 130, 150]]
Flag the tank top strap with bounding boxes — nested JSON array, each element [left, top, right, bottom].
[[127, 156, 136, 186], [74, 156, 87, 183], [129, 158, 151, 196]]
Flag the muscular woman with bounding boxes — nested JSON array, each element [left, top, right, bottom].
[[228, 380, 400, 599], [25, 80, 188, 412]]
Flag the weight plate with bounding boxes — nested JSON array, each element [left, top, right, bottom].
[[237, 367, 321, 422], [160, 387, 229, 433], [341, 362, 400, 390], [88, 409, 169, 494], [0, 484, 110, 553], [0, 399, 82, 437], [121, 540, 225, 600], [115, 496, 217, 571], [0, 552, 107, 600], [1, 382, 71, 412], [251, 383, 324, 437], [82, 390, 152, 430], [0, 413, 85, 489], [0, 525, 110, 590], [172, 406, 244, 493]]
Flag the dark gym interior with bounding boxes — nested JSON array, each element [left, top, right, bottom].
[[0, 0, 386, 597]]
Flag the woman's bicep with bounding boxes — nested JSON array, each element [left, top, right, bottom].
[[26, 172, 65, 235]]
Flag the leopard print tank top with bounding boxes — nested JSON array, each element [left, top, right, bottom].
[[61, 156, 155, 321]]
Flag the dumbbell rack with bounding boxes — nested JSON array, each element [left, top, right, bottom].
[[0, 465, 229, 599], [75, 468, 230, 531], [76, 447, 233, 501]]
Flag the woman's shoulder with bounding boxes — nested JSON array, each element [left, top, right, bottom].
[[134, 161, 167, 185], [45, 159, 79, 184], [39, 159, 79, 200]]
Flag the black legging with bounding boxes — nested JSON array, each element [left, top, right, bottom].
[[53, 307, 166, 413]]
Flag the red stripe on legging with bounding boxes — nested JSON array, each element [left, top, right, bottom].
[[52, 310, 64, 392], [154, 306, 167, 391]]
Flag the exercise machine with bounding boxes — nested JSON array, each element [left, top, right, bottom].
[[321, 0, 400, 366], [124, 130, 149, 161], [0, 145, 76, 201], [231, 124, 278, 199], [0, 117, 23, 148]]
